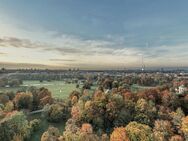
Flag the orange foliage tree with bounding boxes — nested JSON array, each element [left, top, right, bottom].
[[110, 127, 129, 141]]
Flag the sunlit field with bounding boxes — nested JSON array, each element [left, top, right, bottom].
[[0, 80, 97, 99], [0, 80, 153, 98], [22, 80, 81, 99]]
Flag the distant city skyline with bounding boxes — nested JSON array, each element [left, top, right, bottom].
[[0, 0, 188, 69]]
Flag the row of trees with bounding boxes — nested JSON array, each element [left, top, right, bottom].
[[0, 78, 22, 87], [0, 87, 53, 112]]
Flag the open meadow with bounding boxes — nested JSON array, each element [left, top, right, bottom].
[[0, 80, 84, 99]]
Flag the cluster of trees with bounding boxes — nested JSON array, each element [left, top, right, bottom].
[[1, 73, 188, 141], [0, 87, 54, 141], [42, 103, 69, 122], [0, 111, 40, 141], [0, 78, 22, 87], [97, 74, 174, 89], [10, 72, 84, 81], [40, 84, 188, 141], [0, 87, 53, 112]]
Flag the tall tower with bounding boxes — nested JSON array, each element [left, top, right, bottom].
[[142, 42, 148, 72], [141, 54, 145, 72]]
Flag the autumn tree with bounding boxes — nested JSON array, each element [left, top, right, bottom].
[[63, 119, 80, 141], [13, 92, 33, 110], [44, 103, 68, 122], [41, 126, 60, 141], [181, 116, 188, 140], [110, 127, 129, 141], [0, 94, 9, 105], [135, 98, 157, 126], [30, 119, 41, 132], [169, 135, 184, 141], [4, 101, 14, 112], [153, 120, 174, 141], [37, 87, 53, 108], [125, 122, 153, 141], [170, 108, 185, 133], [0, 111, 31, 141], [79, 123, 100, 141]]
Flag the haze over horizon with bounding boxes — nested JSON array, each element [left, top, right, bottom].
[[0, 0, 188, 69]]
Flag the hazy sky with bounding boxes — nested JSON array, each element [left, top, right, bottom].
[[0, 0, 188, 69]]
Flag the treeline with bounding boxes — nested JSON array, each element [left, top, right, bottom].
[[9, 73, 85, 81], [97, 73, 174, 89], [0, 78, 22, 87]]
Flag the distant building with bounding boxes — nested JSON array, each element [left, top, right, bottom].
[[175, 85, 187, 94]]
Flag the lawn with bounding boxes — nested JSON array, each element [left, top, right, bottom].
[[0, 80, 97, 99], [22, 80, 80, 99], [131, 84, 156, 93], [0, 80, 80, 99]]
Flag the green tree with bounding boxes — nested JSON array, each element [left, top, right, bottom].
[[41, 126, 60, 141], [13, 92, 33, 110], [44, 104, 67, 122], [0, 111, 31, 141]]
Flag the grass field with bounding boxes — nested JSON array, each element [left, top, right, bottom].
[[22, 80, 81, 99], [0, 80, 96, 99], [131, 84, 155, 93]]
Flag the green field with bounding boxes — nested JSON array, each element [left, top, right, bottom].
[[0, 80, 80, 99], [22, 80, 81, 99], [131, 84, 156, 93], [0, 80, 96, 99]]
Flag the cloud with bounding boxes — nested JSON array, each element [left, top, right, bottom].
[[0, 33, 188, 69], [0, 36, 118, 56], [49, 58, 76, 62], [0, 61, 59, 69], [0, 37, 47, 49], [0, 52, 6, 55]]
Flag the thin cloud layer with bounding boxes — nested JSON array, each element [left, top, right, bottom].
[[0, 33, 188, 69]]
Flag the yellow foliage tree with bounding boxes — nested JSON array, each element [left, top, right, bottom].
[[181, 116, 188, 140], [110, 127, 129, 141], [125, 122, 153, 141]]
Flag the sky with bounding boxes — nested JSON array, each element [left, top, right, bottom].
[[0, 0, 188, 69]]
